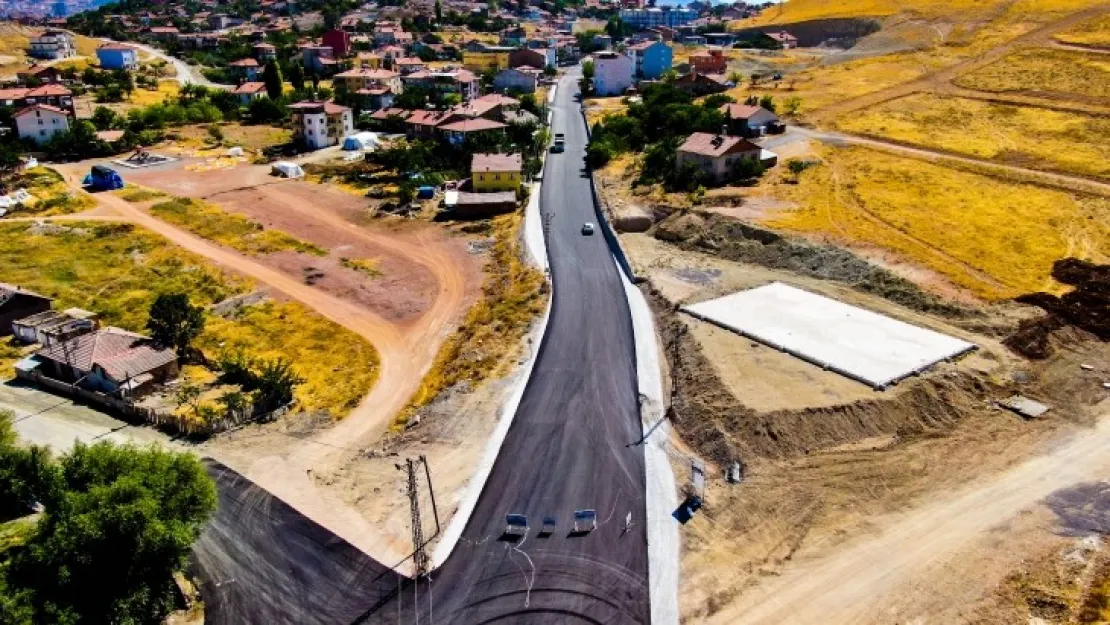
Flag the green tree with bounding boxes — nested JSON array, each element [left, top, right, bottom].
[[8, 442, 217, 624], [0, 143, 22, 180], [249, 96, 285, 123], [787, 158, 812, 183], [580, 59, 595, 93], [759, 94, 776, 113], [146, 292, 205, 356], [90, 106, 118, 131], [783, 96, 802, 116], [435, 0, 443, 23], [253, 358, 303, 413], [262, 61, 284, 100], [288, 61, 306, 92], [0, 410, 57, 521]]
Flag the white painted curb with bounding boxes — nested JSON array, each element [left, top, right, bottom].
[[432, 182, 552, 567], [617, 259, 681, 625]]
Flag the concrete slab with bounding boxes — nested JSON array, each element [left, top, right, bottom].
[[682, 282, 976, 389]]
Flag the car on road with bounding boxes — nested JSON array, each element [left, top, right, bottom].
[[581, 222, 595, 236], [551, 133, 565, 152]]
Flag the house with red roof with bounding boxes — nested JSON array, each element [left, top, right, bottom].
[[14, 104, 70, 145], [34, 327, 179, 396]]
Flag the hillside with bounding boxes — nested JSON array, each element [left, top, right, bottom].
[[747, 0, 1110, 25]]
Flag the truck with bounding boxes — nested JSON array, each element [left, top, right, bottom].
[[84, 165, 123, 191], [551, 133, 565, 153]]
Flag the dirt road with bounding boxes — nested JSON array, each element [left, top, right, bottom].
[[710, 404, 1110, 624], [41, 168, 474, 563]]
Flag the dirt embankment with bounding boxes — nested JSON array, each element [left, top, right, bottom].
[[732, 18, 882, 49], [652, 210, 972, 318], [1006, 258, 1110, 359], [648, 286, 991, 464]]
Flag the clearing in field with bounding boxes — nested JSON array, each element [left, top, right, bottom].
[[146, 196, 327, 257], [1054, 13, 1110, 46], [765, 146, 1110, 300], [0, 221, 377, 417], [833, 93, 1110, 180], [954, 47, 1110, 101]]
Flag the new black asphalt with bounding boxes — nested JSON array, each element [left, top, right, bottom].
[[191, 71, 651, 625]]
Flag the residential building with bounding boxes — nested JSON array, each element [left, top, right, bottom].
[[11, 308, 97, 346], [0, 84, 75, 115], [675, 132, 764, 183], [500, 26, 527, 46], [29, 29, 76, 60], [720, 103, 781, 136], [627, 39, 672, 80], [462, 46, 514, 72], [232, 81, 268, 105], [95, 44, 139, 70], [229, 57, 261, 81], [253, 42, 277, 61], [592, 51, 633, 96], [689, 48, 727, 74], [493, 67, 540, 94], [765, 31, 799, 49], [705, 32, 739, 46], [1, 283, 52, 337], [334, 68, 402, 95], [34, 327, 179, 396], [451, 93, 519, 121], [354, 87, 394, 111], [649, 25, 679, 42], [441, 117, 506, 146], [404, 109, 456, 138], [394, 57, 426, 75], [14, 104, 70, 145], [146, 26, 179, 41], [674, 71, 729, 95], [16, 65, 60, 84], [289, 101, 353, 150], [509, 47, 554, 70], [322, 28, 353, 57], [471, 153, 522, 192], [402, 69, 480, 101], [355, 52, 383, 68], [619, 7, 697, 29], [301, 45, 336, 73]]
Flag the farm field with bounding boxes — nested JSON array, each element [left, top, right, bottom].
[[0, 221, 378, 417], [764, 146, 1110, 300], [1054, 13, 1110, 46], [833, 93, 1110, 180], [954, 47, 1110, 100]]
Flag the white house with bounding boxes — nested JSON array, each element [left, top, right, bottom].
[[14, 104, 70, 145], [289, 101, 353, 150], [29, 30, 76, 60], [493, 67, 539, 94], [592, 51, 633, 97]]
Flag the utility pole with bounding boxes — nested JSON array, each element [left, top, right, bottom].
[[405, 457, 428, 577]]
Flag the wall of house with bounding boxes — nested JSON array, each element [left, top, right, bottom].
[[15, 110, 69, 145], [494, 71, 537, 94], [639, 44, 673, 80], [463, 51, 510, 72], [594, 56, 634, 96], [473, 170, 521, 192], [2, 296, 50, 336]]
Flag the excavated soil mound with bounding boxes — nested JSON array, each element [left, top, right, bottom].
[[652, 210, 969, 317], [649, 286, 990, 464], [1006, 259, 1109, 359]]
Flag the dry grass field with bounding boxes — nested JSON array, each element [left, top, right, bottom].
[[765, 146, 1110, 300], [743, 0, 1107, 26], [0, 220, 378, 416], [1054, 13, 1110, 46], [833, 93, 1110, 180], [954, 47, 1110, 100], [146, 196, 327, 257]]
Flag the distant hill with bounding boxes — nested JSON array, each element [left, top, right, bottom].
[[747, 0, 1108, 26]]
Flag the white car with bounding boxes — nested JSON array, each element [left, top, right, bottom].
[[581, 222, 595, 235]]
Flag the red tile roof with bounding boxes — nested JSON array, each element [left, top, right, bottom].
[[719, 103, 776, 120], [232, 81, 267, 94], [472, 152, 521, 172], [230, 58, 260, 67], [335, 68, 398, 79], [13, 104, 68, 118], [677, 132, 761, 158], [440, 118, 507, 133], [36, 327, 177, 383], [288, 100, 350, 114]]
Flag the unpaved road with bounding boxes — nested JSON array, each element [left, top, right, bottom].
[[38, 167, 472, 564], [710, 405, 1110, 624]]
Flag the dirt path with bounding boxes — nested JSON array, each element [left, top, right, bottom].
[[792, 126, 1110, 197], [809, 5, 1110, 123], [39, 170, 473, 564], [710, 406, 1110, 625]]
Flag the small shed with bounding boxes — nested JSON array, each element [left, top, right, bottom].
[[342, 132, 381, 151]]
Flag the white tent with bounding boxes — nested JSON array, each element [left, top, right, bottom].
[[342, 132, 381, 151], [271, 161, 304, 178]]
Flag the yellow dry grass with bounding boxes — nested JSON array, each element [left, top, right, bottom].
[[148, 196, 327, 257], [8, 167, 95, 216], [127, 80, 180, 107], [954, 47, 1110, 100], [765, 146, 1110, 300], [1056, 13, 1110, 46], [0, 220, 377, 416], [397, 212, 546, 427], [339, 257, 382, 278], [742, 0, 1106, 26], [834, 93, 1110, 180]]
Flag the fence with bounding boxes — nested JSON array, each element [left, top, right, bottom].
[[16, 369, 287, 439]]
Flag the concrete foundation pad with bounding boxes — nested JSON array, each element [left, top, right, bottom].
[[682, 282, 976, 389]]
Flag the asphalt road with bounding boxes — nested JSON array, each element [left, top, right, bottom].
[[192, 71, 650, 624]]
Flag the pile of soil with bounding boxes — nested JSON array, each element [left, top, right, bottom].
[[647, 286, 990, 464], [1005, 259, 1109, 359], [652, 210, 970, 318]]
